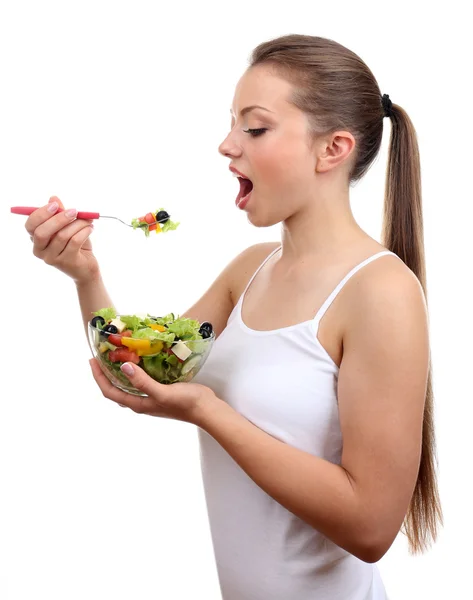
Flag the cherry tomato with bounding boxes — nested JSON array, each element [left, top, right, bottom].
[[108, 333, 123, 346], [108, 348, 141, 364]]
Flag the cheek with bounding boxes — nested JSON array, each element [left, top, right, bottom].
[[254, 144, 310, 189]]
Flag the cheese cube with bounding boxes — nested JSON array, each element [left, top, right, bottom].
[[171, 340, 192, 361], [110, 317, 127, 333]]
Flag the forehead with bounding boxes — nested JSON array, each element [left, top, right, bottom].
[[230, 66, 295, 116]]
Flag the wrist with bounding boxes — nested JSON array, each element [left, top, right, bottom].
[[75, 269, 102, 290], [194, 393, 233, 432]]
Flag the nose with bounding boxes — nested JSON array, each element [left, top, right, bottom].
[[218, 130, 242, 158]]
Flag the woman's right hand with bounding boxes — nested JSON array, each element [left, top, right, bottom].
[[25, 196, 100, 285]]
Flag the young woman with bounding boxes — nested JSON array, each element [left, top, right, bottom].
[[25, 34, 442, 599]]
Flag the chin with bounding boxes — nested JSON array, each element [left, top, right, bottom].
[[246, 207, 287, 227], [247, 214, 280, 228], [244, 194, 285, 228]]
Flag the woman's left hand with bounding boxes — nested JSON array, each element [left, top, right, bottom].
[[89, 358, 218, 426]]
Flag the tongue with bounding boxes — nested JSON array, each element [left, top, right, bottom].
[[236, 178, 253, 203]]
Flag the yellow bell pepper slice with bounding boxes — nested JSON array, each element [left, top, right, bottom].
[[137, 341, 164, 356], [98, 342, 109, 354], [149, 324, 167, 332], [122, 337, 151, 351]]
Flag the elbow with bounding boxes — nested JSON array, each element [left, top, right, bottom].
[[351, 533, 395, 564], [356, 544, 388, 564]]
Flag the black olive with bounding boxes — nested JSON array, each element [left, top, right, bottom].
[[200, 322, 213, 333], [101, 324, 119, 337], [91, 315, 106, 328], [156, 210, 169, 223], [200, 329, 211, 339]]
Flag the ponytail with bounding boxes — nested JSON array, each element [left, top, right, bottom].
[[382, 104, 443, 553]]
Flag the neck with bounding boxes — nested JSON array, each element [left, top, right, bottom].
[[278, 183, 368, 265]]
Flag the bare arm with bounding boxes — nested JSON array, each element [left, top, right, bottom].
[[75, 272, 116, 338]]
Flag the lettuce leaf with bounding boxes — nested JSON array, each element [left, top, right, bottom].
[[93, 307, 117, 321], [161, 218, 180, 232], [132, 327, 176, 344], [186, 339, 207, 354], [165, 354, 179, 366], [119, 315, 144, 331], [142, 353, 181, 384], [142, 354, 167, 380], [166, 318, 201, 340], [131, 218, 150, 237], [153, 313, 176, 326]]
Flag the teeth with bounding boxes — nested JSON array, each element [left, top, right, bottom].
[[232, 171, 249, 180]]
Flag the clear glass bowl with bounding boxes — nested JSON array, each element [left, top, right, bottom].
[[88, 317, 215, 396]]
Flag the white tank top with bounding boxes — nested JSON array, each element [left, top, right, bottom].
[[193, 246, 399, 600]]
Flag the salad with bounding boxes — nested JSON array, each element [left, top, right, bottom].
[[131, 209, 180, 237], [89, 308, 214, 389]]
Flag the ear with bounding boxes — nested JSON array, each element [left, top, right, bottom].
[[315, 131, 356, 174]]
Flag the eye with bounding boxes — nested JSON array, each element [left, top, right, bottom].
[[243, 128, 267, 137]]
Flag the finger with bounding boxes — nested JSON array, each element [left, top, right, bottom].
[[31, 207, 79, 251], [89, 359, 152, 414], [49, 195, 65, 210], [42, 219, 93, 261], [25, 197, 65, 235], [57, 222, 94, 260], [118, 361, 170, 401]]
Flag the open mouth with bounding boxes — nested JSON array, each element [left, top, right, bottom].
[[236, 177, 254, 205]]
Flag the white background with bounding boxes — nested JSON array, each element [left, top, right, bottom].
[[1, 1, 471, 598]]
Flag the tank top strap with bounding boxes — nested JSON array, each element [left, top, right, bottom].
[[312, 250, 400, 327], [240, 245, 282, 299]]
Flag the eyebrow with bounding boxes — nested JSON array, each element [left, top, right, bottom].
[[230, 105, 274, 117]]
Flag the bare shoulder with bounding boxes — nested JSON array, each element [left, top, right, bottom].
[[342, 252, 429, 344], [341, 256, 429, 380], [229, 241, 281, 305]]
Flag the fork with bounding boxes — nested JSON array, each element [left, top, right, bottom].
[[10, 206, 171, 228]]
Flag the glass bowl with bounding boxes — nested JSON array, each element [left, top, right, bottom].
[[88, 316, 215, 396]]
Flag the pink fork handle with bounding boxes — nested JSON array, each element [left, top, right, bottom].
[[11, 206, 100, 220]]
